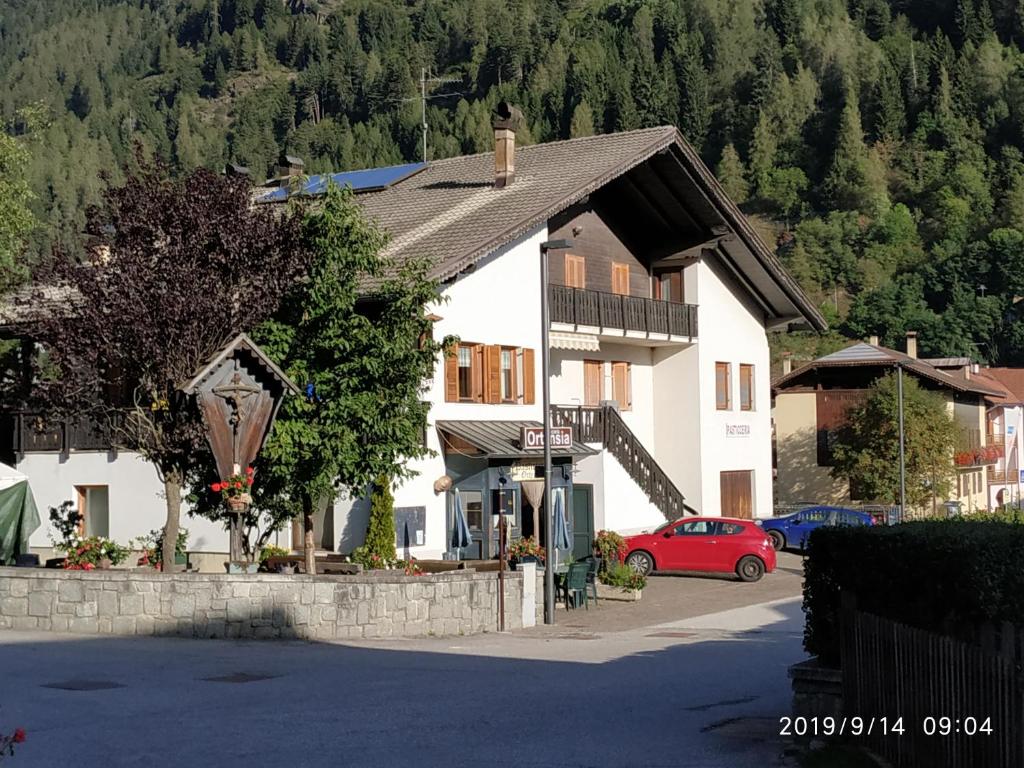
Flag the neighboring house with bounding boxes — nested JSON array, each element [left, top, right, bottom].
[[968, 367, 1024, 509], [2, 119, 824, 566], [773, 334, 1005, 514]]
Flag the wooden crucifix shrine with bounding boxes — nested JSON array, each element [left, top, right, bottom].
[[182, 333, 299, 564]]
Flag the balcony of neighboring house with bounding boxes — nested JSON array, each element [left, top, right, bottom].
[[1, 411, 121, 463], [954, 428, 1002, 469], [549, 284, 698, 344]]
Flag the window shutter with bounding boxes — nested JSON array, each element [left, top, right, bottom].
[[484, 345, 501, 403], [522, 348, 536, 404], [612, 263, 629, 295], [584, 360, 603, 406], [444, 351, 458, 402], [612, 362, 631, 410], [472, 344, 484, 401]]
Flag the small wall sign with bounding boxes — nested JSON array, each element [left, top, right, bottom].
[[726, 424, 751, 438], [520, 426, 573, 450], [509, 463, 539, 481]]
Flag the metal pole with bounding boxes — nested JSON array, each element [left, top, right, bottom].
[[497, 483, 506, 632], [897, 365, 907, 523], [541, 244, 555, 625]]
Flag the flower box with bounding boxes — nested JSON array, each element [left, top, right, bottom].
[[596, 583, 642, 602]]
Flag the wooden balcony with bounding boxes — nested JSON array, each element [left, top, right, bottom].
[[987, 467, 1018, 484], [549, 285, 697, 340], [1, 411, 122, 460]]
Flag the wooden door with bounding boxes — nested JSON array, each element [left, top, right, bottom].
[[584, 360, 603, 406], [611, 262, 630, 295], [565, 254, 586, 288], [720, 471, 753, 519]]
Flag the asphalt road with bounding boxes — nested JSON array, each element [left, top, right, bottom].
[[0, 561, 806, 768]]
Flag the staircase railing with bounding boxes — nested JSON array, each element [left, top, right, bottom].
[[551, 405, 692, 521]]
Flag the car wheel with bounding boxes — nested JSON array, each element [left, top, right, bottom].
[[767, 530, 785, 551], [626, 551, 654, 576], [736, 555, 765, 583]]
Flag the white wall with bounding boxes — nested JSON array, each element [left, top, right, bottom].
[[331, 225, 549, 558], [691, 255, 773, 518], [574, 452, 665, 535], [20, 451, 228, 552]]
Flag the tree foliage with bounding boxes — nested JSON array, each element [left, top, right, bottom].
[[831, 374, 961, 508], [26, 159, 307, 567], [364, 476, 396, 561], [246, 185, 449, 548]]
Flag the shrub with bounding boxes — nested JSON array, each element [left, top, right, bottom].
[[508, 536, 545, 561], [348, 545, 421, 574], [364, 476, 396, 561], [594, 530, 626, 569], [63, 537, 129, 569], [259, 544, 290, 564], [804, 521, 1024, 667], [599, 561, 647, 591]]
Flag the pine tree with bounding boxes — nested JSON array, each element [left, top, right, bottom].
[[822, 94, 877, 212], [677, 44, 710, 150], [570, 101, 595, 138], [365, 477, 396, 561], [749, 110, 778, 199], [174, 100, 201, 171], [716, 143, 750, 204], [871, 61, 906, 141]]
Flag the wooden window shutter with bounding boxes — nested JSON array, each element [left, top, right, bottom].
[[472, 344, 484, 401], [484, 345, 501, 403], [444, 351, 459, 402], [565, 254, 585, 288], [522, 348, 536, 404], [612, 263, 630, 295], [612, 362, 631, 410], [584, 360, 603, 406]]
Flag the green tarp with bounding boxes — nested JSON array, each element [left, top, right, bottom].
[[0, 479, 40, 565]]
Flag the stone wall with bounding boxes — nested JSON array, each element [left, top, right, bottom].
[[0, 567, 526, 641]]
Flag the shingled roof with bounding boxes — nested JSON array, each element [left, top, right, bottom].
[[774, 342, 1005, 397], [256, 126, 826, 331]]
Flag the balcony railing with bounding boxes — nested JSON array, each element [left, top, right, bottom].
[[1, 411, 123, 460], [987, 466, 1018, 484], [549, 285, 698, 339]]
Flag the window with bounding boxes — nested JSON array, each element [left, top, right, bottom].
[[715, 362, 731, 410], [500, 348, 516, 402], [739, 364, 754, 411], [564, 254, 586, 288], [720, 522, 745, 535], [491, 488, 519, 528], [612, 361, 631, 411], [76, 486, 109, 538], [584, 360, 603, 406], [674, 520, 717, 535], [653, 268, 684, 302], [461, 490, 483, 530], [457, 345, 475, 401], [445, 344, 535, 404], [612, 262, 630, 295]]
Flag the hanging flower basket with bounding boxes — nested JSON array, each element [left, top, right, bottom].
[[211, 467, 255, 509]]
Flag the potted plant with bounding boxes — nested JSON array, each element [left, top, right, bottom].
[[259, 544, 292, 573], [508, 536, 545, 569], [211, 466, 254, 510], [597, 561, 647, 601], [594, 529, 627, 571], [134, 528, 189, 570]]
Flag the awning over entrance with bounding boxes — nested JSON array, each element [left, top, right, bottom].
[[436, 420, 597, 460], [549, 331, 600, 352]]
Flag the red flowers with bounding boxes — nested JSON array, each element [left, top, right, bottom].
[[211, 482, 223, 492], [12, 728, 25, 744]]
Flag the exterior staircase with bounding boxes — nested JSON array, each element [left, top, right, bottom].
[[551, 405, 695, 521]]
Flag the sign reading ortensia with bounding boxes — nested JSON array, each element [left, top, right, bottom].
[[181, 334, 299, 566], [520, 426, 573, 450]]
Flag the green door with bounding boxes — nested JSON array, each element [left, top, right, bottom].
[[570, 485, 594, 561]]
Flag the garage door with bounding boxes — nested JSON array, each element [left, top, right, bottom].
[[720, 470, 753, 519]]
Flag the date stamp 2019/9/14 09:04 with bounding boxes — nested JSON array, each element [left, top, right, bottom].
[[779, 716, 994, 738]]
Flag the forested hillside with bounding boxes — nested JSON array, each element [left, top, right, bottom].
[[4, 0, 1024, 362]]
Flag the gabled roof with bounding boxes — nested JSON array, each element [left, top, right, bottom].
[[181, 333, 300, 396], [775, 342, 1004, 397], [977, 368, 1024, 406], [257, 126, 826, 331]]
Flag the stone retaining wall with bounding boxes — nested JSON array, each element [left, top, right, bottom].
[[0, 567, 526, 640]]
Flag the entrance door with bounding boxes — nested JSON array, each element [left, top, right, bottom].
[[720, 471, 753, 519], [570, 485, 594, 561]]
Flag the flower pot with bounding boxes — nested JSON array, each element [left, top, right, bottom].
[[98, 557, 113, 570], [226, 496, 248, 512], [277, 564, 296, 575], [225, 561, 260, 574]]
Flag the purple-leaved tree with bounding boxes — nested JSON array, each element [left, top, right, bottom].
[[27, 159, 307, 569]]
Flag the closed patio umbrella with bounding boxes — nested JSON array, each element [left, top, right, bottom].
[[554, 491, 571, 553], [0, 462, 40, 566], [450, 489, 471, 560]]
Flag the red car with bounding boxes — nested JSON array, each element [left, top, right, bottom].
[[623, 517, 776, 582]]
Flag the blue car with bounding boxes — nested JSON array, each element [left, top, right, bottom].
[[758, 506, 874, 550]]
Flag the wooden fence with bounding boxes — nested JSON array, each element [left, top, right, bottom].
[[841, 598, 1024, 767]]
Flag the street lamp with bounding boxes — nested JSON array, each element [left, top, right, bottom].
[[897, 363, 907, 523], [539, 238, 572, 625]]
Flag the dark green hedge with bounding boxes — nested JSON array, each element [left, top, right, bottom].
[[803, 521, 1024, 667]]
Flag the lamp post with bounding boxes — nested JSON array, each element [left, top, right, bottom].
[[539, 238, 572, 625]]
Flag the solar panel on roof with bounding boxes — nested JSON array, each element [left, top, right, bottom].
[[257, 162, 426, 203]]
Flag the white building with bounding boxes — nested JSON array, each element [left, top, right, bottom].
[[5, 123, 824, 567]]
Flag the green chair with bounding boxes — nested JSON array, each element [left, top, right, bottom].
[[564, 561, 590, 610]]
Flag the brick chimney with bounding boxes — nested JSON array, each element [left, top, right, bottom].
[[782, 352, 792, 375], [868, 335, 879, 346], [493, 102, 523, 189], [905, 331, 918, 359]]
